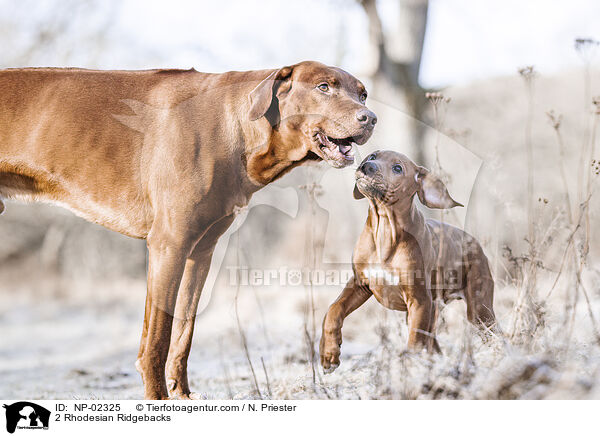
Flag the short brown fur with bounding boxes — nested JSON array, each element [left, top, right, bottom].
[[320, 151, 495, 372]]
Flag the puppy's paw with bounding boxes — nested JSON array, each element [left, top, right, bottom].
[[320, 345, 341, 374], [322, 363, 339, 374]]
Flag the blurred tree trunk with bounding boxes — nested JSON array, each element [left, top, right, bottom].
[[359, 0, 429, 164]]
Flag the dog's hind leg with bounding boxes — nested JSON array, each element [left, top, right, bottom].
[[0, 196, 4, 215], [465, 251, 496, 329]]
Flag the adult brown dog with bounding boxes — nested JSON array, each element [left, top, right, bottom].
[[320, 151, 495, 372], [0, 61, 377, 399]]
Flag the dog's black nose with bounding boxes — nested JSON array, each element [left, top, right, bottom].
[[360, 161, 377, 176], [356, 109, 377, 126]]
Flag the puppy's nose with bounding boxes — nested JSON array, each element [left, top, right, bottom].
[[356, 109, 377, 126], [360, 161, 377, 176]]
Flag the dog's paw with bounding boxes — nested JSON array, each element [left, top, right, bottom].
[[320, 345, 341, 374], [322, 363, 339, 374], [170, 392, 207, 400]]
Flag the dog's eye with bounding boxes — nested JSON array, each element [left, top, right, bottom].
[[368, 154, 376, 161], [392, 164, 403, 174], [360, 92, 367, 103], [317, 83, 330, 93]]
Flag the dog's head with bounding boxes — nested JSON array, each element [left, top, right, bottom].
[[248, 61, 377, 168], [353, 150, 463, 209]]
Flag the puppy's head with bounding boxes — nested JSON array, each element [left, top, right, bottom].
[[353, 150, 463, 209]]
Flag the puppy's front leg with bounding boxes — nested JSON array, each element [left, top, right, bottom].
[[405, 286, 436, 352], [320, 277, 372, 373]]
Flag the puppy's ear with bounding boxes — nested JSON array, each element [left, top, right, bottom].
[[415, 167, 463, 209], [353, 183, 365, 199], [248, 66, 293, 121]]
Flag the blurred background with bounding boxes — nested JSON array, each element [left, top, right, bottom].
[[1, 0, 600, 399]]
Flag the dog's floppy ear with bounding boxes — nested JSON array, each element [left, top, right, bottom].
[[248, 66, 293, 121], [353, 183, 365, 200], [415, 167, 463, 209]]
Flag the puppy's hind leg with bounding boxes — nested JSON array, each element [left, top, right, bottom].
[[465, 254, 496, 331]]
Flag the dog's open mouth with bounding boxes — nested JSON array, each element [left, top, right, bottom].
[[315, 132, 355, 166]]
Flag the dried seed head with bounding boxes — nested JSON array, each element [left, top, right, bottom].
[[593, 96, 600, 114], [546, 110, 562, 129], [575, 38, 599, 63], [518, 65, 537, 81], [425, 91, 450, 107]]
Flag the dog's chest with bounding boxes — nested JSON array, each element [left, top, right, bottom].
[[357, 264, 412, 311]]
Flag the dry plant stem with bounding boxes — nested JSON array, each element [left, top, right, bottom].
[[301, 173, 332, 397], [300, 177, 334, 400], [578, 64, 591, 207], [576, 271, 600, 345], [509, 67, 540, 344], [374, 311, 392, 398], [218, 339, 235, 399], [583, 113, 599, 258], [547, 113, 573, 223], [303, 182, 317, 388], [250, 283, 272, 352], [558, 193, 598, 352], [427, 91, 448, 330], [563, 253, 581, 350], [522, 71, 536, 245], [574, 38, 598, 257], [545, 223, 581, 300], [260, 357, 273, 398], [426, 91, 450, 174], [432, 99, 442, 173], [234, 231, 263, 399]]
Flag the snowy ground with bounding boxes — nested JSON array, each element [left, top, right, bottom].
[[2, 269, 600, 400]]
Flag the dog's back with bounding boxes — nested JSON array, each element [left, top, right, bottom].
[[424, 218, 492, 308]]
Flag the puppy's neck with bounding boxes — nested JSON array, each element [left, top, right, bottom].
[[367, 196, 425, 262]]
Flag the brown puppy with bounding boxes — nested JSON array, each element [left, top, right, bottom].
[[0, 61, 377, 399], [320, 150, 495, 372]]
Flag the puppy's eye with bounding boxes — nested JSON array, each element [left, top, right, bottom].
[[368, 154, 376, 161], [360, 92, 367, 103], [317, 83, 330, 93], [392, 164, 403, 174]]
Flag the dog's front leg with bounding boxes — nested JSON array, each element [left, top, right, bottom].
[[320, 278, 372, 373], [405, 287, 436, 352], [137, 234, 194, 400], [166, 215, 234, 399]]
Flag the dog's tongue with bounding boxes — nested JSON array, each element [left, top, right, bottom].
[[339, 144, 352, 154]]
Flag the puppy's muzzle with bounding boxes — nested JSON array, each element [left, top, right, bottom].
[[359, 161, 378, 176]]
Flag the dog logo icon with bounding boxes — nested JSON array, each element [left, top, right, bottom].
[[2, 402, 50, 433]]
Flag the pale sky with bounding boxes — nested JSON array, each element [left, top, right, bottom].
[[4, 0, 599, 87]]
